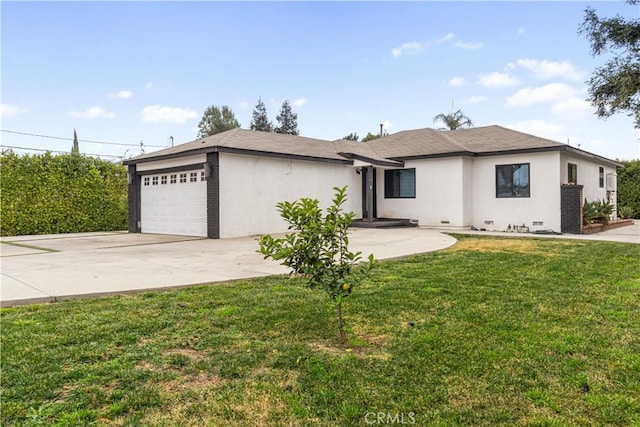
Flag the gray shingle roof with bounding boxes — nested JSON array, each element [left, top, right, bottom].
[[125, 125, 618, 167], [364, 125, 565, 159], [127, 128, 349, 163]]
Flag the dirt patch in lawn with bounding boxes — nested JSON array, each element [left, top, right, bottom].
[[449, 237, 569, 255]]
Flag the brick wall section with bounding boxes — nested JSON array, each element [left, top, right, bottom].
[[561, 184, 583, 234], [127, 164, 140, 233], [206, 152, 220, 239]]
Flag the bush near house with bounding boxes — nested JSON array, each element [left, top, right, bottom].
[[583, 198, 614, 226], [617, 159, 640, 219], [0, 151, 128, 236]]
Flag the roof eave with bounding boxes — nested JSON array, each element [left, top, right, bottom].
[[337, 152, 404, 167], [124, 145, 353, 166]]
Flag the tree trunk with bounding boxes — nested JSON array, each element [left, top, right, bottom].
[[336, 301, 347, 343]]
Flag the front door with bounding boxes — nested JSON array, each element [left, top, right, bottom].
[[361, 167, 377, 220]]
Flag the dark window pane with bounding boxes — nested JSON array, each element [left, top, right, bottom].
[[496, 163, 530, 198], [385, 169, 415, 198]]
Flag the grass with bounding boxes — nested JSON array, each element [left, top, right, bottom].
[[1, 235, 639, 426]]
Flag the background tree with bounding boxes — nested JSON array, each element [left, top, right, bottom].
[[274, 100, 299, 135], [579, 0, 640, 127], [433, 109, 474, 130], [250, 97, 273, 132], [258, 186, 375, 343], [197, 105, 240, 138], [72, 129, 80, 154], [361, 132, 379, 142], [342, 133, 359, 141]]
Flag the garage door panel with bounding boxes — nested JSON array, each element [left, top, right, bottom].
[[141, 171, 207, 237]]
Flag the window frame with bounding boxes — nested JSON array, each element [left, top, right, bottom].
[[143, 176, 150, 186], [190, 172, 198, 182], [599, 167, 604, 188], [152, 176, 159, 186], [568, 163, 577, 184], [170, 174, 177, 184], [384, 168, 416, 199], [495, 163, 530, 198], [179, 173, 187, 183]]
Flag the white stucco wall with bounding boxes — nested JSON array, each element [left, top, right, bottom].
[[472, 152, 562, 231], [375, 157, 469, 227], [218, 153, 361, 238], [560, 153, 617, 210], [136, 154, 207, 172]]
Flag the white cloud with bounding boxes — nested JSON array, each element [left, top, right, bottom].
[[460, 96, 488, 105], [506, 83, 577, 107], [392, 41, 422, 57], [69, 106, 115, 119], [515, 58, 584, 81], [438, 32, 455, 43], [381, 120, 393, 130], [507, 119, 567, 143], [518, 28, 526, 36], [449, 77, 465, 87], [454, 41, 482, 50], [108, 90, 132, 99], [0, 103, 29, 117], [140, 105, 197, 124], [477, 72, 520, 87], [145, 82, 153, 89], [292, 98, 307, 107], [551, 96, 592, 118], [238, 101, 249, 109], [392, 33, 480, 58]]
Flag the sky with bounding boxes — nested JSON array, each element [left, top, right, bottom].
[[2, 1, 639, 161]]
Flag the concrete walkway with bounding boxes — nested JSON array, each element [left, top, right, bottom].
[[1, 222, 637, 308], [437, 220, 639, 244], [1, 228, 457, 307]]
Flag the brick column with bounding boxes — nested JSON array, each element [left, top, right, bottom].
[[206, 152, 220, 239], [560, 184, 583, 234]]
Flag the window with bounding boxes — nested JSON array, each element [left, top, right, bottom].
[[143, 176, 150, 186], [384, 168, 415, 198], [496, 163, 530, 198], [201, 171, 206, 181], [190, 172, 198, 182], [161, 175, 167, 185], [179, 173, 187, 183], [170, 174, 177, 184], [599, 167, 604, 188], [152, 176, 158, 185], [568, 163, 577, 184]]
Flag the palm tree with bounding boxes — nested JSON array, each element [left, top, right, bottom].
[[433, 109, 474, 130]]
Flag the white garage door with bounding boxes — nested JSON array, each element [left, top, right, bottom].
[[140, 170, 207, 237]]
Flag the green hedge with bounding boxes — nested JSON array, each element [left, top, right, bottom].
[[617, 159, 640, 219], [1, 151, 128, 236]]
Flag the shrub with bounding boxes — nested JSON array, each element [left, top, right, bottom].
[[0, 151, 128, 236], [617, 159, 640, 219], [583, 198, 614, 225], [617, 205, 634, 219]]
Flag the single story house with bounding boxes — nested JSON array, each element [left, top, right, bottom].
[[123, 125, 620, 238]]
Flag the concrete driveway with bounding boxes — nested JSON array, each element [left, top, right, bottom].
[[1, 228, 457, 307], [2, 222, 637, 308]]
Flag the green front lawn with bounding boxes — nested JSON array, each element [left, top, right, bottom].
[[2, 235, 639, 426]]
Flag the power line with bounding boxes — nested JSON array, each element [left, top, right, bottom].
[[1, 145, 124, 159], [0, 129, 166, 148]]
